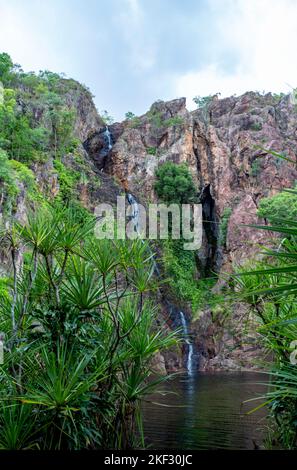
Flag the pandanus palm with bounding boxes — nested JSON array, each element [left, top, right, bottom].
[[0, 203, 178, 449]]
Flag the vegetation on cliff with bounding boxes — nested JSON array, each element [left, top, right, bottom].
[[0, 52, 95, 215], [0, 206, 177, 449]]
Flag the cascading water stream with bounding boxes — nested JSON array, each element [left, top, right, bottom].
[[104, 126, 112, 151], [106, 128, 195, 376], [126, 193, 160, 276], [179, 311, 193, 375]]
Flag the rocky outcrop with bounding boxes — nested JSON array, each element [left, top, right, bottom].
[[93, 91, 297, 371]]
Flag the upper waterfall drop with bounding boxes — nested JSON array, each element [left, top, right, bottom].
[[179, 311, 194, 375]]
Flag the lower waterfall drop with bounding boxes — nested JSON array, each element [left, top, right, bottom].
[[179, 311, 194, 375], [127, 193, 140, 234]]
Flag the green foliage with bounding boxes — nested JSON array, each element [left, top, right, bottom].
[[162, 239, 216, 312], [154, 162, 196, 204], [44, 97, 77, 156], [147, 108, 184, 129], [0, 53, 98, 217], [100, 110, 114, 125], [193, 95, 213, 109], [0, 150, 18, 212], [146, 146, 157, 156], [0, 277, 10, 301], [163, 116, 184, 127], [10, 160, 35, 189], [147, 109, 163, 128], [53, 160, 80, 202], [0, 150, 17, 191], [128, 116, 142, 128], [257, 186, 297, 222], [272, 92, 285, 102], [251, 158, 261, 177], [233, 185, 297, 448], [218, 207, 232, 247], [250, 122, 263, 131], [0, 83, 50, 163], [0, 53, 14, 85], [0, 206, 177, 449]]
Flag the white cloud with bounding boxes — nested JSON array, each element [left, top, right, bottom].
[[114, 0, 156, 72], [0, 2, 66, 72], [176, 0, 297, 110]]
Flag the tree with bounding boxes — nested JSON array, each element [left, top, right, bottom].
[[0, 53, 13, 84], [125, 111, 136, 120], [192, 95, 213, 109], [154, 162, 196, 204]]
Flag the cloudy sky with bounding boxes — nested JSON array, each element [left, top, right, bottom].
[[1, 0, 297, 120]]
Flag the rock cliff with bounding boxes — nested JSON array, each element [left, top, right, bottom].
[[2, 70, 297, 372]]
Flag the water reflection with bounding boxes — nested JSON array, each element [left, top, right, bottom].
[[142, 372, 267, 450]]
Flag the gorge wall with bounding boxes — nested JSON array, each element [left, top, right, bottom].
[[2, 73, 297, 373], [86, 91, 297, 371]]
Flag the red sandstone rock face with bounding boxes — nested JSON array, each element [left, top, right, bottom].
[[6, 85, 297, 372], [106, 92, 297, 267], [100, 92, 297, 371]]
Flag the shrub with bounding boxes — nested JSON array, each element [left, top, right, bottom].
[[125, 111, 135, 120], [146, 146, 157, 156], [163, 116, 184, 127], [154, 162, 196, 204], [250, 122, 262, 131], [100, 110, 114, 125], [0, 207, 177, 449], [251, 159, 261, 177], [53, 160, 80, 202], [0, 150, 18, 211], [0, 53, 14, 85], [162, 239, 218, 313], [192, 95, 213, 109], [257, 186, 297, 222]]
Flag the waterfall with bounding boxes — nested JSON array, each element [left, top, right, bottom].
[[179, 311, 194, 375], [104, 126, 112, 151], [126, 193, 160, 275], [126, 197, 193, 374]]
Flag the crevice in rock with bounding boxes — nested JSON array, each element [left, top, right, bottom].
[[197, 184, 221, 276]]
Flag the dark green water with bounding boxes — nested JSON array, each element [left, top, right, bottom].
[[142, 372, 267, 450]]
